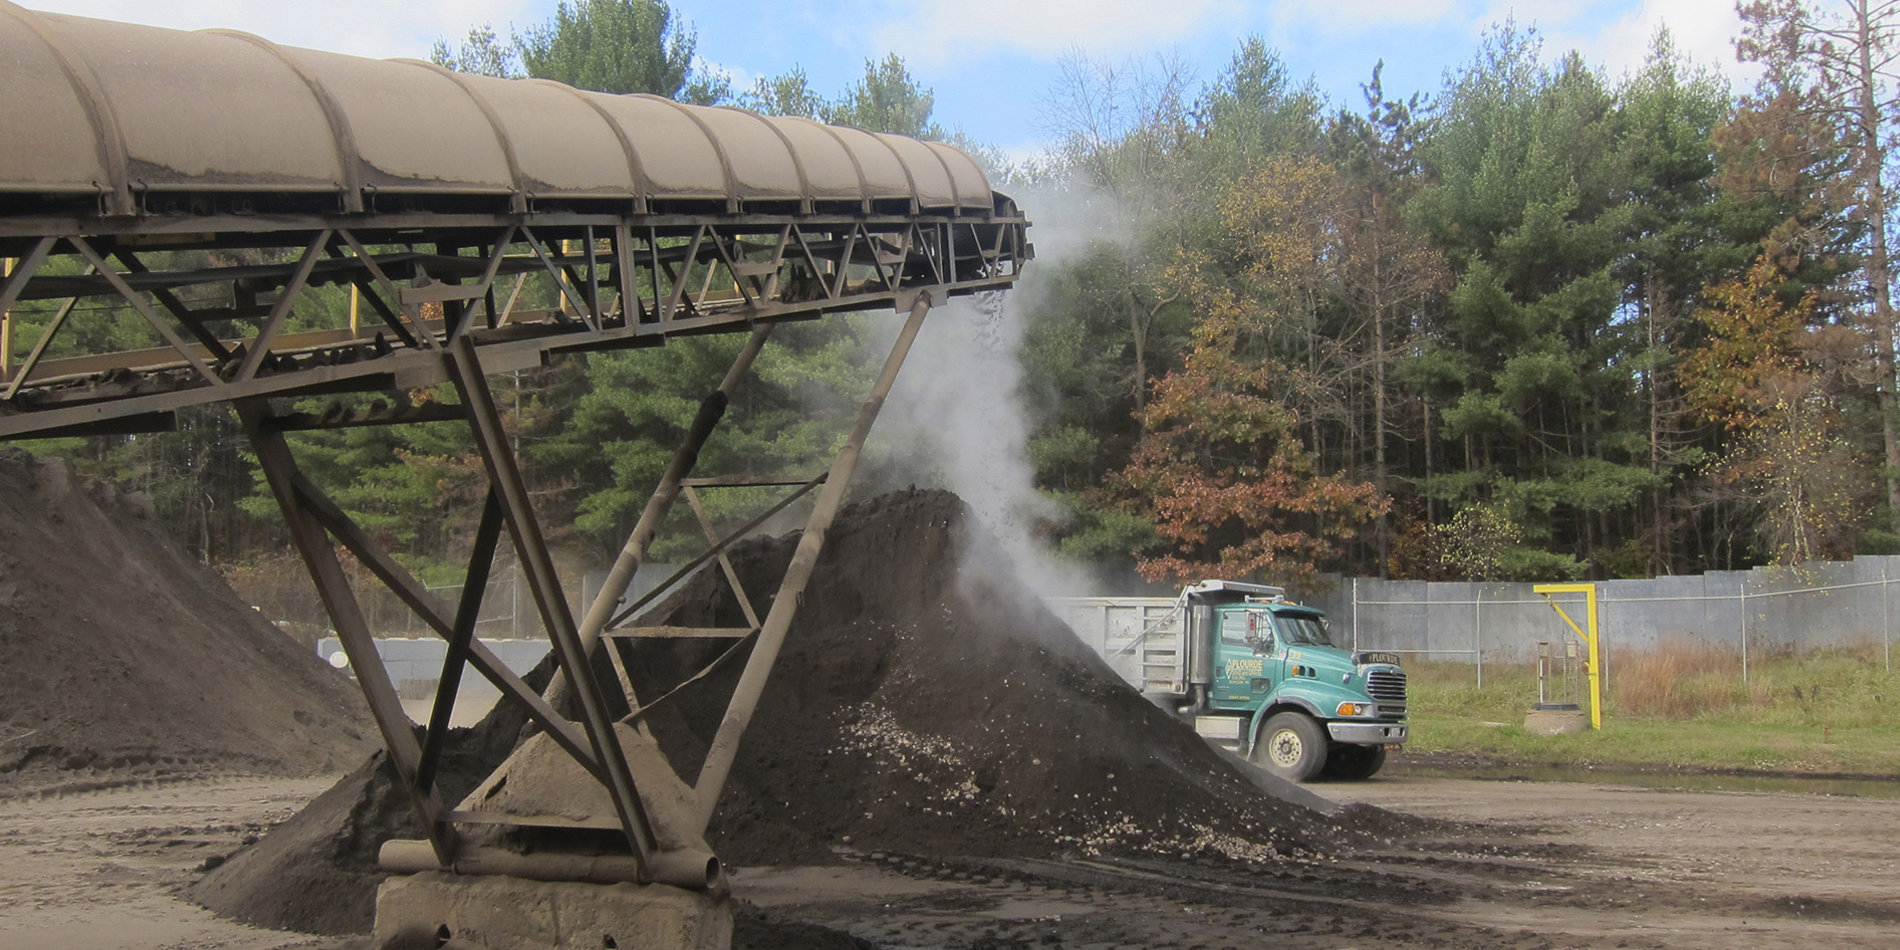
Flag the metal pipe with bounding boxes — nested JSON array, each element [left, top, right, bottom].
[[1349, 577, 1358, 653], [379, 840, 722, 891], [1, 257, 11, 376], [1174, 684, 1208, 717], [692, 291, 934, 829], [1185, 602, 1216, 689]]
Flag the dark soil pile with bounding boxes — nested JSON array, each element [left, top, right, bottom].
[[0, 449, 372, 788], [640, 488, 1353, 865], [191, 686, 537, 935], [196, 488, 1353, 937]]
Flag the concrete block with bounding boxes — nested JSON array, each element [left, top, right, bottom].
[[374, 871, 732, 950], [1523, 705, 1589, 736]]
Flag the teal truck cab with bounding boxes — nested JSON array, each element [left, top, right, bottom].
[[1049, 580, 1407, 781]]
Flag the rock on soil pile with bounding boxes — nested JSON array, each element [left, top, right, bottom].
[[0, 449, 371, 789], [196, 488, 1357, 935]]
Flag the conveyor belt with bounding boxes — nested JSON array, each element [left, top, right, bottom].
[[0, 3, 1029, 439]]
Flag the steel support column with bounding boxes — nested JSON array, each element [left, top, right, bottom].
[[550, 324, 776, 712], [444, 333, 659, 878], [239, 398, 459, 862], [691, 290, 935, 828]]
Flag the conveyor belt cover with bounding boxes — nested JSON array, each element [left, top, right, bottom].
[[0, 2, 995, 216]]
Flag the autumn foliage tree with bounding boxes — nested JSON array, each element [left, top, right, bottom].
[[1117, 158, 1385, 584], [1684, 258, 1872, 562]]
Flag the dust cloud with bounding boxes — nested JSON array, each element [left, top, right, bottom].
[[867, 181, 1137, 600]]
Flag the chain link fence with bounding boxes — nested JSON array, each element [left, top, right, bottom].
[[352, 561, 543, 640], [1307, 556, 1900, 688], [277, 555, 688, 649]]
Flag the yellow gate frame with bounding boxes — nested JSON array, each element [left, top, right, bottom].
[[1532, 583, 1602, 729]]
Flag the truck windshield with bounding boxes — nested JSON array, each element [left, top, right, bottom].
[[1273, 614, 1333, 647]]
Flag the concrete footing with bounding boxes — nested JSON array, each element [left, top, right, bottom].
[[373, 871, 732, 950], [1523, 704, 1589, 736]]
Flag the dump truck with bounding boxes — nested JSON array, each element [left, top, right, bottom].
[[1049, 580, 1407, 781]]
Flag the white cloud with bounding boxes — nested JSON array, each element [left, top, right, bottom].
[[24, 1, 541, 59], [869, 0, 1246, 65], [1475, 0, 1596, 32], [1276, 0, 1462, 37], [994, 139, 1051, 171], [1507, 0, 1755, 86], [1364, 1, 1756, 88], [1591, 0, 1750, 79], [705, 57, 759, 95]]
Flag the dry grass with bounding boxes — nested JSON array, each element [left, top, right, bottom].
[[1611, 638, 1745, 718], [1405, 642, 1900, 773], [1413, 640, 1900, 728]]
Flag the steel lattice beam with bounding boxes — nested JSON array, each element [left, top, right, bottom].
[[0, 212, 1027, 440]]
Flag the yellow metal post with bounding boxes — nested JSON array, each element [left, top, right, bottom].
[[1, 257, 11, 378], [1533, 583, 1601, 729]]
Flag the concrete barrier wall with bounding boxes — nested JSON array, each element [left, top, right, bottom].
[[315, 637, 551, 699]]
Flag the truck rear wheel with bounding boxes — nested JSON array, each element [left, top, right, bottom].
[[1251, 712, 1328, 782], [1322, 743, 1387, 780]]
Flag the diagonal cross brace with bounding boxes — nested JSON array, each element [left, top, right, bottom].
[[239, 399, 459, 863], [416, 490, 505, 796], [548, 324, 774, 715], [690, 290, 936, 830], [288, 470, 602, 777], [445, 333, 660, 877]]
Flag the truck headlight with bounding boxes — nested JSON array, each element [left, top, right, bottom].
[[1335, 702, 1371, 717]]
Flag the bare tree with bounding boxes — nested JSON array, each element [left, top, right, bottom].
[[1036, 49, 1195, 408]]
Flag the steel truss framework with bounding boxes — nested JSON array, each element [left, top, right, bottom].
[[0, 207, 1026, 439], [0, 203, 1027, 890]]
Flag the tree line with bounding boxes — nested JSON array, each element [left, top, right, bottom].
[[9, 0, 1900, 588], [1024, 0, 1900, 584]]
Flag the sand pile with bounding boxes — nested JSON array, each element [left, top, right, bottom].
[[197, 488, 1353, 939], [0, 449, 371, 789]]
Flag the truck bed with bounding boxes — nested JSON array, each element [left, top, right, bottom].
[[1046, 597, 1187, 696]]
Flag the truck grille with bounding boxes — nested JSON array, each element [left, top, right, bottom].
[[1365, 668, 1407, 716]]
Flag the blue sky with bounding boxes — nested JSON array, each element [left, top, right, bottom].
[[29, 1, 1754, 159]]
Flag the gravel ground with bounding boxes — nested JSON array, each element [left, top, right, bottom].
[[9, 768, 1896, 949]]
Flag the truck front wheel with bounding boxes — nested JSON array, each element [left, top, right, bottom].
[[1322, 743, 1387, 780], [1251, 712, 1328, 782]]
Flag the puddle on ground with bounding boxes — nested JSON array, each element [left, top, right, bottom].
[[1391, 762, 1900, 798]]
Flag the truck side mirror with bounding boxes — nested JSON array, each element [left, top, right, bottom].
[[1254, 633, 1273, 655]]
